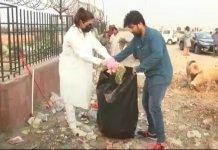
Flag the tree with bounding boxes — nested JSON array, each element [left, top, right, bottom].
[[3, 0, 50, 10], [48, 0, 78, 17], [4, 0, 79, 19], [3, 0, 106, 31]]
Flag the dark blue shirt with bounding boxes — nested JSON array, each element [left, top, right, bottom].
[[114, 27, 173, 87]]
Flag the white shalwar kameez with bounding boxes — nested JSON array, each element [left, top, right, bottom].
[[109, 34, 121, 56], [109, 31, 134, 56], [59, 25, 111, 127]]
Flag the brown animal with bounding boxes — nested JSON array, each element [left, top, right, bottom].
[[190, 67, 218, 92], [186, 60, 201, 85]]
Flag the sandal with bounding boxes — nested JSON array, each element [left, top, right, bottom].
[[153, 143, 169, 150], [137, 130, 157, 140], [79, 113, 90, 124], [91, 102, 99, 110]]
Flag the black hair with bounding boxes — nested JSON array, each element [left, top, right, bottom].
[[123, 10, 145, 28], [74, 7, 94, 27], [185, 26, 190, 31]]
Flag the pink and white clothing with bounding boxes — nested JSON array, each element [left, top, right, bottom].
[[59, 25, 111, 124]]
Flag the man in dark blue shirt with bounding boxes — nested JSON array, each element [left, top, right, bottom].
[[114, 10, 173, 149]]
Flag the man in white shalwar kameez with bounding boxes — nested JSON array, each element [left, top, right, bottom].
[[109, 27, 134, 56], [109, 27, 120, 56], [59, 8, 112, 135]]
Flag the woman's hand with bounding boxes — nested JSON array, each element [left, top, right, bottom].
[[99, 60, 107, 71], [102, 57, 119, 73]]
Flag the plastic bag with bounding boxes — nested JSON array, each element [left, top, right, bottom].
[[96, 67, 138, 139]]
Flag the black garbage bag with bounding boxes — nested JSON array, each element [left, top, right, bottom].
[[96, 66, 138, 139]]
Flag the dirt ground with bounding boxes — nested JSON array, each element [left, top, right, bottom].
[[0, 44, 218, 149]]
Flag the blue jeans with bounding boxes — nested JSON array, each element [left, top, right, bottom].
[[142, 80, 168, 143]]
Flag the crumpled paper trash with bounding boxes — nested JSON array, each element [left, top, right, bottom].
[[28, 117, 42, 129], [36, 112, 49, 122], [115, 64, 126, 85], [7, 136, 24, 145], [50, 92, 65, 112]]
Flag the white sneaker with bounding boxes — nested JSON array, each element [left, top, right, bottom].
[[65, 115, 82, 126], [69, 123, 87, 137], [75, 121, 82, 127]]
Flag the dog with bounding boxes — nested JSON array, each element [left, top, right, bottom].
[[190, 67, 218, 92], [186, 60, 201, 86]]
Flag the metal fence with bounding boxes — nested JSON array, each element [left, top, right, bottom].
[[0, 3, 74, 82]]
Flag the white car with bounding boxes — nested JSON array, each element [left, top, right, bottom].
[[160, 29, 178, 44]]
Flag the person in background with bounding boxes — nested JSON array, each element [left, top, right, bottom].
[[59, 7, 112, 135], [107, 24, 115, 38], [212, 28, 218, 56], [109, 26, 121, 55], [99, 31, 111, 54], [183, 26, 191, 56], [107, 10, 173, 149]]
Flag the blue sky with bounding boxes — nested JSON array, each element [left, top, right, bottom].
[[91, 0, 218, 29]]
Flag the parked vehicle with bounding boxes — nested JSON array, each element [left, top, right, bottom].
[[179, 32, 215, 54], [160, 29, 178, 44]]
